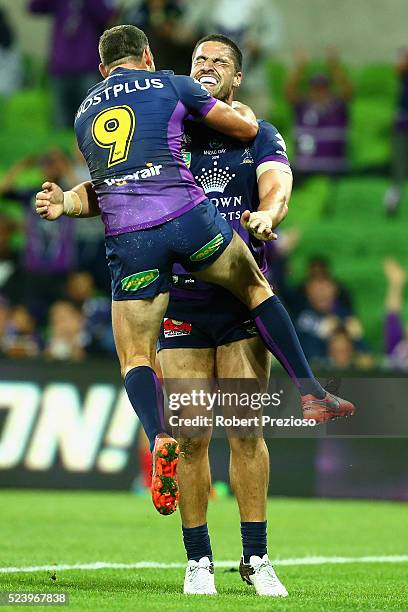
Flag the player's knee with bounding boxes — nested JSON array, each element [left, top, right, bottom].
[[121, 354, 155, 378], [248, 269, 272, 295], [229, 436, 265, 459], [238, 269, 273, 307], [178, 435, 211, 460]]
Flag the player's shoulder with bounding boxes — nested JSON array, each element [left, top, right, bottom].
[[168, 74, 194, 85], [170, 74, 209, 94], [255, 120, 288, 149], [253, 120, 290, 164], [85, 78, 104, 96], [155, 69, 175, 79], [256, 120, 282, 140], [171, 74, 202, 89]]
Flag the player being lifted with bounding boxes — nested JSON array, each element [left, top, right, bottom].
[[36, 23, 355, 564]]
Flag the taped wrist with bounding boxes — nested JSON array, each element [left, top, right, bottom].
[[63, 191, 83, 217]]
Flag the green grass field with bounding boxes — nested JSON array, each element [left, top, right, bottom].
[[1, 491, 408, 610]]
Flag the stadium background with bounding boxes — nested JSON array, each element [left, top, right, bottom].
[[0, 3, 408, 608]]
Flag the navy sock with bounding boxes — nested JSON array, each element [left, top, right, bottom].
[[241, 521, 267, 563], [124, 366, 165, 452], [182, 524, 213, 562], [252, 296, 325, 398]]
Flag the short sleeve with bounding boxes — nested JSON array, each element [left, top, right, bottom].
[[172, 75, 217, 118], [255, 121, 291, 179]]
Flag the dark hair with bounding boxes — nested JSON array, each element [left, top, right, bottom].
[[99, 25, 149, 68], [192, 34, 243, 72]]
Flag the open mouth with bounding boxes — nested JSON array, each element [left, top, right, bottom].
[[199, 75, 218, 86]]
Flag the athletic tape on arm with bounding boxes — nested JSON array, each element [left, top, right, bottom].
[[256, 161, 292, 180]]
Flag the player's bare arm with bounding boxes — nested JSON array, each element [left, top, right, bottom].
[[241, 169, 293, 241], [35, 181, 100, 221], [203, 99, 258, 141], [231, 100, 258, 125]]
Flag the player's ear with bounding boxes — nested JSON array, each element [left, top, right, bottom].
[[233, 71, 242, 88], [99, 63, 109, 78], [144, 47, 156, 71]]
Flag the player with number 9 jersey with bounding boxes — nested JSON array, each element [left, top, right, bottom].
[[74, 68, 218, 235]]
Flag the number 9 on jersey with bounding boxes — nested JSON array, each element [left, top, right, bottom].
[[92, 105, 136, 167]]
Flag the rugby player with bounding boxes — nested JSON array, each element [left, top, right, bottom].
[[156, 35, 290, 596], [36, 25, 355, 539]]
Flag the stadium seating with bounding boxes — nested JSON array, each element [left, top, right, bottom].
[[287, 177, 408, 351]]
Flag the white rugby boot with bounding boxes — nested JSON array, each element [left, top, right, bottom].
[[183, 556, 217, 595], [239, 554, 288, 597]]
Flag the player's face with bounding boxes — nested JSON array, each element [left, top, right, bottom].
[[191, 42, 241, 102]]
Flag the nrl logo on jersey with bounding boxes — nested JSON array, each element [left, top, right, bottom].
[[204, 138, 226, 156], [181, 133, 192, 167], [209, 138, 224, 150], [181, 149, 191, 168], [241, 147, 254, 165]]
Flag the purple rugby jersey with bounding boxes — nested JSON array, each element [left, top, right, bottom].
[[171, 120, 291, 299], [74, 69, 217, 236], [294, 97, 349, 173]]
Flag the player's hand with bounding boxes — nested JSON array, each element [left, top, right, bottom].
[[35, 181, 64, 221], [240, 210, 278, 241]]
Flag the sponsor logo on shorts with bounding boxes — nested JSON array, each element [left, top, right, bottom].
[[190, 233, 224, 262], [121, 269, 159, 291], [163, 318, 192, 337], [243, 319, 259, 337]]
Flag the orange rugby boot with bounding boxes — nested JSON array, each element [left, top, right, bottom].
[[151, 435, 180, 515], [302, 392, 356, 423]]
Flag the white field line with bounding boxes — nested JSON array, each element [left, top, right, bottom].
[[1, 555, 408, 574]]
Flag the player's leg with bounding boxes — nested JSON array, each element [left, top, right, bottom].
[[193, 230, 355, 421], [106, 223, 185, 515], [194, 231, 323, 396], [216, 336, 287, 596], [217, 337, 270, 526], [159, 347, 214, 529], [106, 222, 178, 452], [175, 201, 354, 421], [112, 295, 180, 515], [112, 295, 169, 441], [159, 347, 217, 594]]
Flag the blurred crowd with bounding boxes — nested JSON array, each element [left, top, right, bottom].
[[266, 235, 408, 371], [24, 0, 282, 126], [0, 1, 407, 371]]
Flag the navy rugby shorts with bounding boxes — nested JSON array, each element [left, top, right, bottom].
[[157, 288, 259, 351], [105, 199, 232, 300]]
